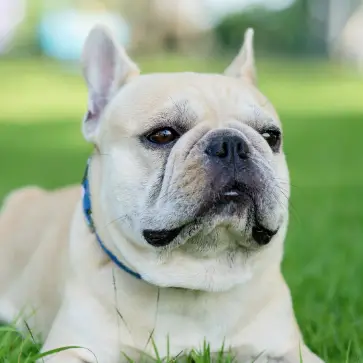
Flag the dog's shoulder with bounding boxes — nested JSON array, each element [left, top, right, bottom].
[[1, 185, 80, 212], [0, 185, 81, 236], [1, 186, 45, 209]]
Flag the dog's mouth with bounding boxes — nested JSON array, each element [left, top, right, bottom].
[[143, 183, 278, 247], [143, 222, 276, 248], [143, 227, 185, 247]]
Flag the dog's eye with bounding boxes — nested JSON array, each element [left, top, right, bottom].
[[261, 129, 281, 152], [146, 128, 179, 145]]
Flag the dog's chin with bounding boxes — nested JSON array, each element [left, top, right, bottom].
[[143, 193, 278, 248]]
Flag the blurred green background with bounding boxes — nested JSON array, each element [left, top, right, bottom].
[[1, 0, 363, 362]]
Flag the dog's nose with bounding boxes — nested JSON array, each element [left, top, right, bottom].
[[205, 135, 249, 163]]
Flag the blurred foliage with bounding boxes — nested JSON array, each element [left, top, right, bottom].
[[9, 0, 43, 56], [9, 0, 335, 58], [8, 0, 120, 56], [214, 0, 328, 57]]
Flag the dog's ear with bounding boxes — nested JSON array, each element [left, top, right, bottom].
[[81, 25, 140, 142], [224, 28, 256, 85]]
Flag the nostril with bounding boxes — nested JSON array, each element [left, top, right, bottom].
[[216, 142, 228, 158], [205, 141, 229, 158], [236, 142, 249, 160], [205, 135, 249, 160]]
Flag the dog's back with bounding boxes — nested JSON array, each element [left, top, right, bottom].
[[0, 186, 80, 335]]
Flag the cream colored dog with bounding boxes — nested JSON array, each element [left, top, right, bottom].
[[0, 26, 324, 363]]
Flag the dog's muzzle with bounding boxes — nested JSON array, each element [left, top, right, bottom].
[[142, 132, 280, 248]]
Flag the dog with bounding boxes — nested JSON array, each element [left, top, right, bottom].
[[0, 26, 324, 363]]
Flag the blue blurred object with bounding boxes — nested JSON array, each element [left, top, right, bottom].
[[38, 9, 130, 61]]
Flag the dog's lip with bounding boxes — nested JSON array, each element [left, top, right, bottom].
[[143, 187, 251, 248], [252, 222, 278, 245], [143, 183, 279, 247], [143, 226, 185, 247], [143, 218, 278, 248]]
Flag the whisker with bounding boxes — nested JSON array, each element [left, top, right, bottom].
[[104, 215, 128, 229]]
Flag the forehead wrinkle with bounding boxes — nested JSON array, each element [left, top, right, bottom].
[[233, 104, 279, 130], [146, 99, 197, 131]]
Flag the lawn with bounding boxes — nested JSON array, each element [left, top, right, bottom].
[[0, 55, 362, 362]]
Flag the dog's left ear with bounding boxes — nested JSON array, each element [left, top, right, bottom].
[[224, 28, 256, 85], [81, 25, 140, 143]]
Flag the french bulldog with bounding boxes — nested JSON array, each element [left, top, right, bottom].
[[0, 26, 324, 363]]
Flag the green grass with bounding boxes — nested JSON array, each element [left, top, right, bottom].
[[0, 55, 363, 362]]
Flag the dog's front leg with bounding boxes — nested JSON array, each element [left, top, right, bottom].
[[39, 283, 122, 363]]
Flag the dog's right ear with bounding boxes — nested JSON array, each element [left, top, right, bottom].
[[81, 25, 140, 143]]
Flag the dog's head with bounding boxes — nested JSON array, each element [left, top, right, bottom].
[[82, 26, 289, 291]]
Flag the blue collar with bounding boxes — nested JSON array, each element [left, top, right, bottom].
[[81, 159, 142, 280]]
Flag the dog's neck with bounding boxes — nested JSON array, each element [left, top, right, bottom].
[[82, 157, 143, 281]]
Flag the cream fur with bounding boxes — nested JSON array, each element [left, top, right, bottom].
[[0, 27, 324, 363]]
